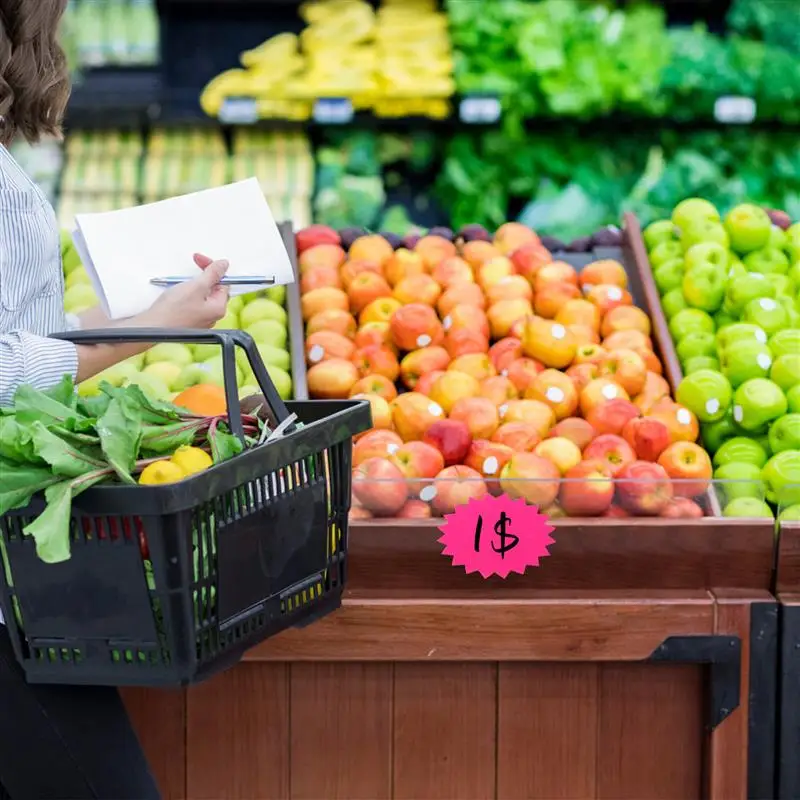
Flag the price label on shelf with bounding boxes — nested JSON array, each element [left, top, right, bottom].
[[218, 97, 258, 125], [714, 96, 757, 124], [313, 98, 354, 124], [459, 96, 501, 125]]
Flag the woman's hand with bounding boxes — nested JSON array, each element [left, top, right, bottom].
[[142, 254, 230, 329]]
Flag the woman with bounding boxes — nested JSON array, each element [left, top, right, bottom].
[[1, 1, 230, 796]]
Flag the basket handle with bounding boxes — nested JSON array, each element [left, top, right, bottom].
[[51, 328, 291, 442]]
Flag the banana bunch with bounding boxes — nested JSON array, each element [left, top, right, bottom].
[[199, 0, 455, 120]]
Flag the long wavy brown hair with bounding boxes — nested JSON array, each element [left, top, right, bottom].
[[0, 0, 70, 146]]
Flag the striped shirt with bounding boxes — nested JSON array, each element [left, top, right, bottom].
[[0, 143, 79, 408]]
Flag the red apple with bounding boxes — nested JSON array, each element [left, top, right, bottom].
[[389, 441, 446, 495], [352, 458, 409, 516], [559, 459, 614, 516], [582, 434, 636, 477], [423, 419, 473, 466], [431, 465, 489, 515], [621, 416, 671, 462], [616, 460, 674, 516]]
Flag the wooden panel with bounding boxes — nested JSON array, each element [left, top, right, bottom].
[[777, 522, 800, 591], [121, 687, 186, 800], [289, 663, 393, 800], [248, 595, 714, 661], [596, 664, 703, 799], [393, 663, 497, 800], [497, 664, 599, 799], [706, 591, 755, 800], [186, 663, 290, 800], [346, 519, 775, 593]]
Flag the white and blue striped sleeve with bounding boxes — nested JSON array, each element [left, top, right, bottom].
[[0, 330, 79, 407]]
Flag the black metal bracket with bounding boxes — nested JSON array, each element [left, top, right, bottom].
[[648, 634, 741, 731], [748, 602, 778, 800], [778, 603, 800, 800]]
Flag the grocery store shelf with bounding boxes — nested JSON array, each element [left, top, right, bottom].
[[66, 67, 162, 128]]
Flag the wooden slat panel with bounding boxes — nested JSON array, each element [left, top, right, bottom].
[[497, 664, 599, 799], [393, 663, 497, 800], [289, 663, 393, 799], [596, 664, 703, 799], [186, 663, 290, 800], [122, 687, 186, 800], [248, 596, 714, 661], [707, 592, 756, 800]]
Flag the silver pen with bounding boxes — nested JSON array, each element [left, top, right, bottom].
[[150, 275, 276, 287]]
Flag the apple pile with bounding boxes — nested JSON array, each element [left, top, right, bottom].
[[296, 222, 713, 521], [60, 232, 294, 402], [644, 199, 800, 520]]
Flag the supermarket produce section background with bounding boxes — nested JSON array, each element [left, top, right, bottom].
[[18, 0, 800, 240]]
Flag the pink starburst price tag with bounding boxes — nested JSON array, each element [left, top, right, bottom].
[[437, 494, 555, 578]]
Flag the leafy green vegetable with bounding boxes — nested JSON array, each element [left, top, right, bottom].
[[0, 380, 253, 564]]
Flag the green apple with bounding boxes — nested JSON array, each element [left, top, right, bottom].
[[78, 361, 140, 397], [742, 247, 789, 275], [213, 311, 240, 331], [684, 242, 729, 271], [723, 272, 775, 315], [713, 436, 769, 469], [649, 240, 684, 269], [714, 462, 764, 501], [778, 504, 800, 522], [266, 365, 293, 400], [720, 341, 772, 387], [777, 295, 800, 328], [701, 413, 737, 455], [769, 329, 800, 359], [766, 274, 792, 297], [680, 263, 728, 311], [65, 268, 92, 290], [265, 285, 287, 306], [125, 354, 146, 371], [245, 319, 288, 349], [255, 343, 291, 372], [768, 224, 788, 250], [770, 354, 800, 392], [174, 357, 243, 391], [227, 296, 245, 315], [742, 296, 789, 337], [239, 298, 287, 329], [754, 433, 772, 457], [716, 323, 768, 350], [768, 413, 800, 454], [63, 284, 98, 314], [727, 261, 748, 280], [676, 369, 732, 423], [787, 384, 800, 412], [762, 450, 800, 506], [743, 247, 789, 275], [676, 332, 717, 362], [142, 362, 183, 391], [122, 373, 172, 403], [193, 344, 222, 363], [684, 355, 720, 375], [643, 219, 677, 250], [669, 308, 715, 340], [733, 377, 787, 431], [788, 261, 800, 288], [238, 384, 259, 400], [722, 497, 774, 519], [653, 259, 684, 295], [662, 289, 688, 319], [724, 203, 772, 254], [680, 220, 729, 250], [672, 198, 720, 232], [144, 343, 194, 368]]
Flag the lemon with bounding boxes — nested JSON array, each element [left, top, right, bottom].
[[170, 446, 213, 477], [139, 461, 186, 485]]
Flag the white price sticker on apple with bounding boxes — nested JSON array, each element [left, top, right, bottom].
[[714, 96, 757, 125], [459, 96, 501, 125], [219, 97, 258, 125]]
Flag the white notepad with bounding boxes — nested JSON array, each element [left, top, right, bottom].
[[72, 178, 295, 320]]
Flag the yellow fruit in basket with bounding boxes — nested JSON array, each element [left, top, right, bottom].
[[139, 461, 186, 486], [170, 446, 214, 477]]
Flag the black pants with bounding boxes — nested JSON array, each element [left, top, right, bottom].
[[0, 627, 161, 799]]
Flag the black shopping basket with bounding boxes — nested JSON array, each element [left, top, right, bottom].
[[0, 329, 371, 687]]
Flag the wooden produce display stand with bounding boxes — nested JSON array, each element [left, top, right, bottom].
[[121, 219, 779, 799], [776, 520, 800, 799]]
